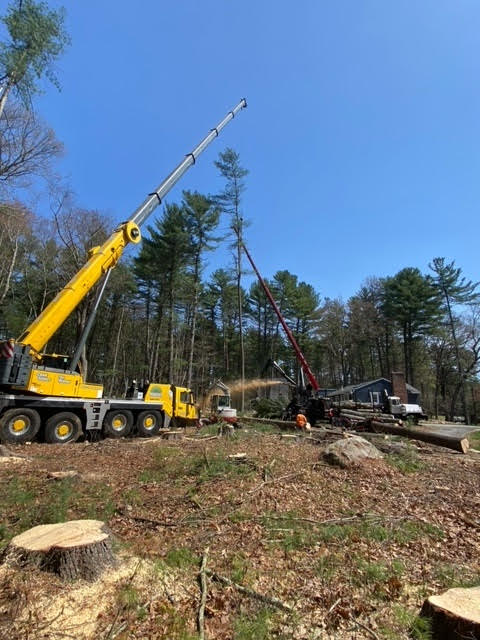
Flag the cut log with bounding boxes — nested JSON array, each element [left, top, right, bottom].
[[47, 470, 79, 480], [421, 586, 480, 639], [228, 453, 248, 463], [280, 434, 298, 441], [2, 519, 116, 581], [370, 421, 470, 454]]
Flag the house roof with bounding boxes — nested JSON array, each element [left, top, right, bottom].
[[328, 377, 420, 397]]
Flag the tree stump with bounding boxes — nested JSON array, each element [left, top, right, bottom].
[[421, 586, 480, 639], [218, 423, 235, 438], [162, 430, 184, 440], [2, 520, 116, 581]]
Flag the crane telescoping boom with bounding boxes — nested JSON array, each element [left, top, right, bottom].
[[0, 99, 247, 397]]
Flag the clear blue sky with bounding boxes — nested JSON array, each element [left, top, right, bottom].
[[30, 0, 480, 299]]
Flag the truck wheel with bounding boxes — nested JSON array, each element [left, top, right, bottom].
[[136, 410, 162, 437], [0, 408, 41, 444], [44, 412, 82, 444], [103, 410, 133, 438]]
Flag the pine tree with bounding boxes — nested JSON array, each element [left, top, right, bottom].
[[214, 148, 249, 411], [429, 257, 480, 423], [382, 268, 441, 385], [0, 0, 69, 117]]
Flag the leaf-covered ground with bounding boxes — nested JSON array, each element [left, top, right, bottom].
[[0, 424, 479, 639]]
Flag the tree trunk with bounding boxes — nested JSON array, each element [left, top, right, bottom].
[[370, 420, 469, 453], [445, 292, 470, 424], [236, 240, 245, 412], [187, 257, 200, 388]]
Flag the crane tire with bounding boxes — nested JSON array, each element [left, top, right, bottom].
[[103, 410, 133, 438], [44, 412, 82, 444], [136, 410, 162, 437], [0, 408, 41, 444]]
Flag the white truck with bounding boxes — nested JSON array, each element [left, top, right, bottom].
[[384, 394, 428, 423]]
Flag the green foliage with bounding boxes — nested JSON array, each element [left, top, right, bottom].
[[0, 0, 70, 108], [251, 397, 284, 418], [383, 267, 441, 384]]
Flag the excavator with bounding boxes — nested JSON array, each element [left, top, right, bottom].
[[242, 243, 327, 426], [0, 99, 247, 444]]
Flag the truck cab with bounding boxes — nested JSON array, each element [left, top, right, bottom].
[[144, 383, 198, 427]]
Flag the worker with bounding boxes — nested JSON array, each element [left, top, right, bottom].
[[296, 413, 311, 431]]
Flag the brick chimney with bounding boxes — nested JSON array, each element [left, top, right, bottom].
[[391, 371, 408, 404]]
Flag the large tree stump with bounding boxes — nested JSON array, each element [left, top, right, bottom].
[[421, 586, 480, 639], [2, 520, 116, 581]]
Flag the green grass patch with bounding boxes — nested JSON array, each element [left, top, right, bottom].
[[164, 547, 198, 569], [380, 604, 433, 639], [314, 553, 342, 582], [139, 446, 255, 484], [386, 446, 426, 474], [470, 430, 480, 448], [434, 564, 480, 589], [261, 512, 443, 551], [233, 607, 273, 640]]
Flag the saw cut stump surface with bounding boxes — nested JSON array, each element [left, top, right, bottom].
[[2, 519, 116, 581], [421, 586, 480, 639]]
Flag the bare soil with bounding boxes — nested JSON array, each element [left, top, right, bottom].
[[0, 425, 479, 639]]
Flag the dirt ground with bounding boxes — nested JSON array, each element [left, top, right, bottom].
[[0, 424, 479, 640]]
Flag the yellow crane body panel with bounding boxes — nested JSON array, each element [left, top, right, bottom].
[[21, 368, 103, 399]]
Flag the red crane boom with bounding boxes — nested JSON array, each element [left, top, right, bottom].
[[242, 243, 320, 392]]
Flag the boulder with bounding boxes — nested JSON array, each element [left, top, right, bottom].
[[322, 435, 383, 468]]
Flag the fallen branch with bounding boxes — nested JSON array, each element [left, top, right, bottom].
[[206, 570, 293, 612], [197, 547, 209, 640], [351, 619, 381, 640], [258, 513, 409, 527]]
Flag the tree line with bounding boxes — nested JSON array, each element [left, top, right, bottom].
[[0, 1, 479, 423]]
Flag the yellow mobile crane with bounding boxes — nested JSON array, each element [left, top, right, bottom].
[[0, 99, 247, 444]]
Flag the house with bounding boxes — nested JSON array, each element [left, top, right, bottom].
[[328, 373, 421, 406]]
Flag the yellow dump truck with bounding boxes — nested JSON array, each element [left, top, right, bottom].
[[0, 100, 245, 444]]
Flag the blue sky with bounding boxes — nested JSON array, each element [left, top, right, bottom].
[[24, 0, 480, 299]]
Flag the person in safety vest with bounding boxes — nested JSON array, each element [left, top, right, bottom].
[[296, 413, 311, 431]]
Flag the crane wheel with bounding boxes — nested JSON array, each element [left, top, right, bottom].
[[44, 412, 82, 444], [136, 410, 162, 437], [103, 410, 133, 438], [0, 408, 41, 444]]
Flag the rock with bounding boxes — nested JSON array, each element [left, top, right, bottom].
[[322, 435, 384, 468], [421, 586, 480, 639]]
